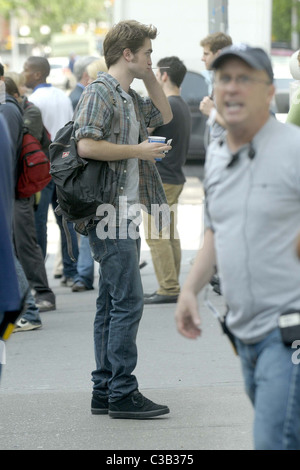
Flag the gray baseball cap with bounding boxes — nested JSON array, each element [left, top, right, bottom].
[[211, 43, 274, 82]]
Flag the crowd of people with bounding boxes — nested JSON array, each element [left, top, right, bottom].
[[1, 19, 300, 449]]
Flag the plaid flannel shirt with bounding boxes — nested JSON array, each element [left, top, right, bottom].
[[73, 72, 170, 229]]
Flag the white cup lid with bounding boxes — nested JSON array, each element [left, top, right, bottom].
[[148, 136, 166, 141]]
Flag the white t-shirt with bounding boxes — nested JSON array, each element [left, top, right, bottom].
[[29, 84, 73, 140]]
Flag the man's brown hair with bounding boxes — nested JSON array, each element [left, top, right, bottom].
[[103, 20, 157, 69], [4, 76, 19, 97], [200, 32, 232, 54]]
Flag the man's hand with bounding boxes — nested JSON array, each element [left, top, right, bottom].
[[142, 68, 158, 84], [175, 229, 216, 340], [175, 289, 201, 339], [199, 96, 214, 117], [138, 139, 172, 163]]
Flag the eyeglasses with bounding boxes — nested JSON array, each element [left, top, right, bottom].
[[214, 74, 272, 88]]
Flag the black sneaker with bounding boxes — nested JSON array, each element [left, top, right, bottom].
[[91, 394, 109, 415], [109, 390, 170, 419]]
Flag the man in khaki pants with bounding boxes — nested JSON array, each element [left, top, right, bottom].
[[144, 56, 191, 304]]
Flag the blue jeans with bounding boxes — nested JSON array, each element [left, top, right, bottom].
[[74, 235, 94, 289], [235, 328, 300, 450], [87, 220, 143, 402]]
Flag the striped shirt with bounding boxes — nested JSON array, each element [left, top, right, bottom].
[[73, 72, 169, 228]]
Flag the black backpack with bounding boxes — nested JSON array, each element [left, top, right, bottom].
[[49, 121, 117, 223], [49, 80, 119, 226]]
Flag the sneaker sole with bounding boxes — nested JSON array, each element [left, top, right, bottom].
[[38, 306, 56, 312], [108, 407, 170, 419], [91, 408, 109, 415], [13, 324, 42, 333]]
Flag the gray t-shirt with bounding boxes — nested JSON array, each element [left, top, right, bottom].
[[122, 90, 140, 214], [109, 89, 140, 221], [204, 116, 300, 343]]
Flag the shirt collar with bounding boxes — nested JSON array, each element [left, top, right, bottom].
[[33, 83, 52, 92]]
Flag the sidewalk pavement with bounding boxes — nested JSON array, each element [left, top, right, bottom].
[[0, 177, 253, 451]]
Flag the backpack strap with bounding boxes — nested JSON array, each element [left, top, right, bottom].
[[92, 78, 120, 143], [61, 80, 121, 262], [62, 214, 76, 262]]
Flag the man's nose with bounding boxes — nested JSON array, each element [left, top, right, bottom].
[[224, 78, 240, 91]]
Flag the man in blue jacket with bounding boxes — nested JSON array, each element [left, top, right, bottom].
[[0, 114, 21, 378]]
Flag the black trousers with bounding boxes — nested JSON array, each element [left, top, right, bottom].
[[13, 196, 55, 304]]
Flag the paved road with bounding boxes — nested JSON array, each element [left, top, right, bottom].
[[0, 175, 253, 451]]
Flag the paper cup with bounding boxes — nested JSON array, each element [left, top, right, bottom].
[[148, 136, 166, 161]]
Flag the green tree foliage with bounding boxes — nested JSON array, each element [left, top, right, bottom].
[[272, 0, 300, 45], [272, 0, 292, 43], [0, 0, 107, 43]]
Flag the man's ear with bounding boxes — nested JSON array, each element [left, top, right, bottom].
[[161, 71, 168, 82], [123, 48, 133, 62], [34, 70, 43, 81], [267, 83, 276, 105]]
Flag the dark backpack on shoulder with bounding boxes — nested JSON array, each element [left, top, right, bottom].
[[49, 120, 118, 223], [49, 79, 119, 260]]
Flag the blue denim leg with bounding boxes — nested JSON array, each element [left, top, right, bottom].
[[73, 235, 94, 289], [14, 256, 41, 324], [235, 328, 300, 450], [88, 221, 143, 401]]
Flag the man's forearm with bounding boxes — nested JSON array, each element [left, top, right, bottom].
[[143, 74, 173, 124], [215, 111, 227, 129], [77, 137, 171, 163], [77, 138, 139, 161], [183, 228, 216, 295]]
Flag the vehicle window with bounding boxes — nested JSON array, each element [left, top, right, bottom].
[[181, 72, 209, 107]]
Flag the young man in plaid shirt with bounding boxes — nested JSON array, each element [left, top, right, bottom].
[[74, 20, 173, 419]]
